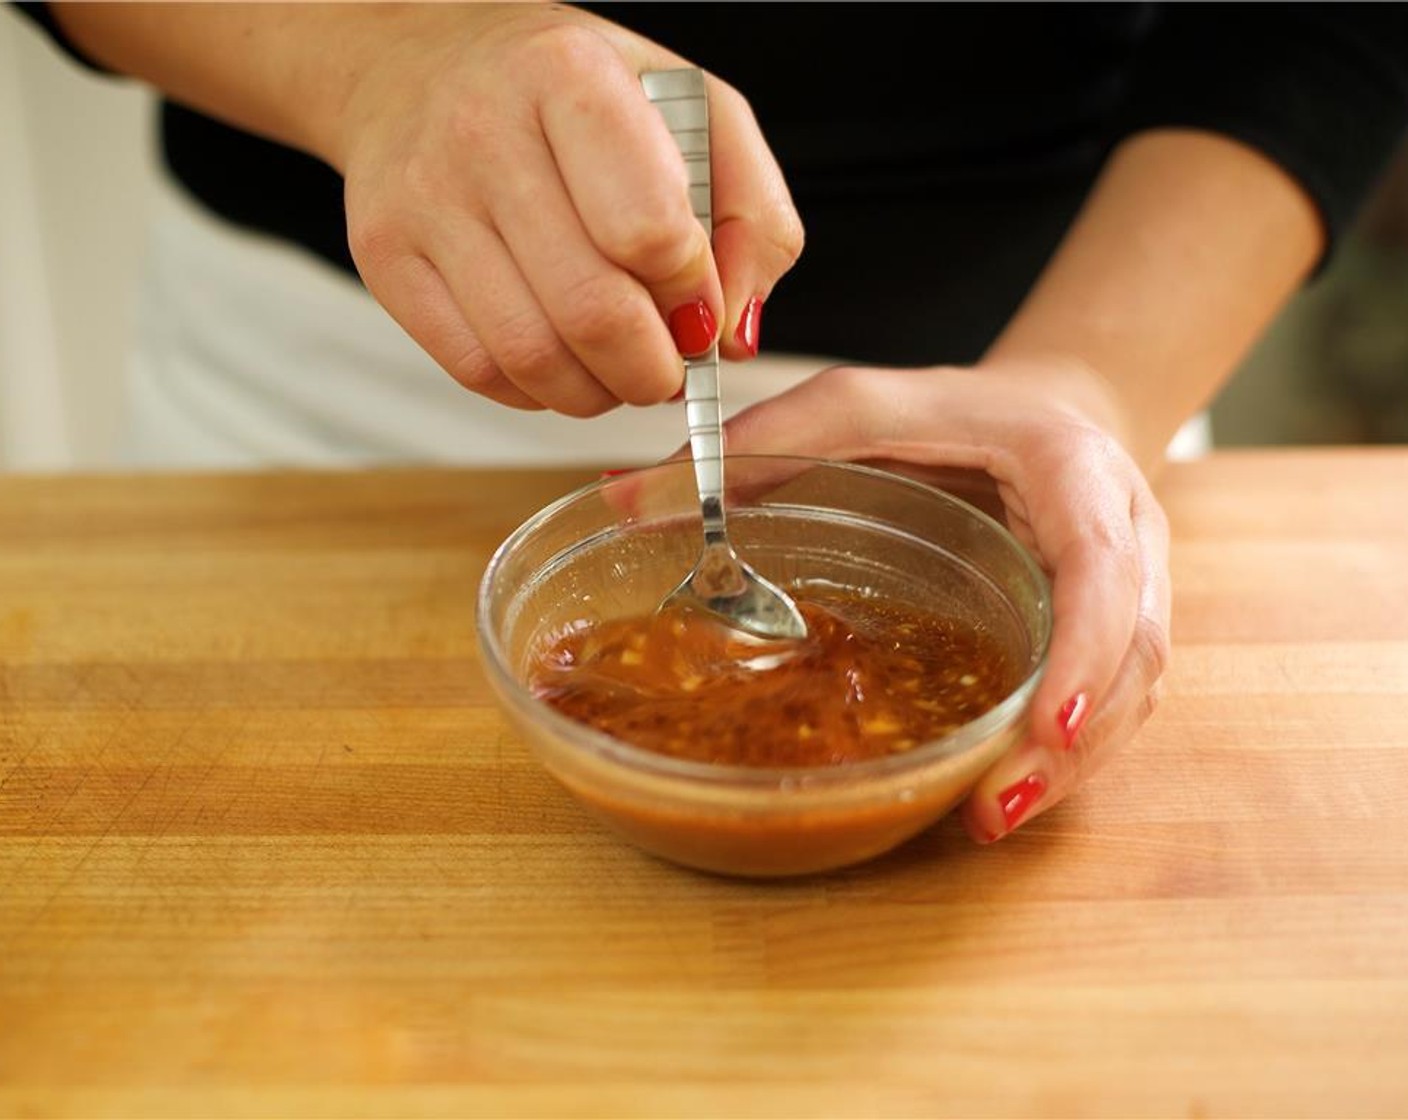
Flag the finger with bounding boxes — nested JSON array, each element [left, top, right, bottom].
[[357, 247, 543, 412], [482, 129, 687, 405], [1021, 442, 1143, 759], [1020, 439, 1173, 768], [958, 486, 1172, 842], [535, 50, 724, 358], [426, 214, 619, 417], [1131, 482, 1174, 660], [958, 606, 1169, 843], [705, 80, 805, 362]]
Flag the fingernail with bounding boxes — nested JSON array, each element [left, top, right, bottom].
[[734, 297, 763, 357], [599, 469, 631, 479], [997, 773, 1047, 832], [1057, 692, 1090, 750], [668, 300, 717, 357]]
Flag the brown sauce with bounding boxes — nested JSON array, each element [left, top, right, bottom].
[[528, 588, 1018, 768]]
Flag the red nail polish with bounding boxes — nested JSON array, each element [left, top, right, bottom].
[[668, 300, 717, 357], [998, 773, 1047, 831], [1058, 692, 1090, 750], [599, 469, 631, 479], [734, 297, 763, 357]]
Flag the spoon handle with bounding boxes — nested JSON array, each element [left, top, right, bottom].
[[683, 353, 726, 548], [641, 68, 727, 548]]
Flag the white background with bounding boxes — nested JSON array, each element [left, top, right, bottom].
[[1, 11, 152, 470]]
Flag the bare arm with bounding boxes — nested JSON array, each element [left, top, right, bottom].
[[985, 127, 1324, 474], [50, 2, 376, 165], [49, 2, 803, 410]]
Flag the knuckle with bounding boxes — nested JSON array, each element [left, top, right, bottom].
[[1145, 493, 1172, 545], [444, 97, 507, 162], [713, 87, 805, 269], [519, 22, 607, 79], [554, 271, 641, 352], [560, 393, 617, 420], [346, 211, 403, 274], [1140, 679, 1165, 724], [602, 207, 699, 280], [396, 148, 444, 208], [766, 206, 806, 269], [617, 365, 680, 407], [1130, 615, 1172, 689], [1120, 679, 1163, 741], [812, 363, 870, 400], [1058, 495, 1141, 592], [444, 344, 500, 395], [711, 81, 751, 121], [1101, 524, 1143, 590], [1067, 422, 1130, 476], [492, 315, 567, 389], [1074, 509, 1126, 555], [809, 365, 893, 434]]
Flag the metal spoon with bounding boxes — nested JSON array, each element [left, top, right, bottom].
[[642, 68, 807, 641]]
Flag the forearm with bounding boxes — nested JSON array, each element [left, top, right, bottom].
[[49, 2, 467, 169], [984, 128, 1324, 474]]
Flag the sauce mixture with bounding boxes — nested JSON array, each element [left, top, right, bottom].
[[528, 588, 1018, 767]]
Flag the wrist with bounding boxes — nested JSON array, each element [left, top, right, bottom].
[[976, 350, 1139, 457], [299, 7, 462, 171], [328, 4, 570, 172]]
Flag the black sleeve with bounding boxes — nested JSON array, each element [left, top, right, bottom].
[[1116, 2, 1408, 267]]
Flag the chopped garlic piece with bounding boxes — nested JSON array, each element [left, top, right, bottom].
[[861, 714, 902, 735]]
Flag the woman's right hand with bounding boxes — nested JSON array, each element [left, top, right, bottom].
[[328, 4, 803, 415]]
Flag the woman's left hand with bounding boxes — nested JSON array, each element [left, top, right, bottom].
[[719, 357, 1172, 841]]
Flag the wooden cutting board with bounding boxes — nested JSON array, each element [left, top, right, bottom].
[[2, 449, 1406, 1117]]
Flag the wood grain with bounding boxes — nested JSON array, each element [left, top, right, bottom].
[[2, 450, 1407, 1118]]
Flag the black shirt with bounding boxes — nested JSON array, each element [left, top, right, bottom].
[[13, 2, 1408, 365]]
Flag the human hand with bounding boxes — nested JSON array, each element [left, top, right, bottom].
[[328, 4, 802, 415], [718, 358, 1172, 841]]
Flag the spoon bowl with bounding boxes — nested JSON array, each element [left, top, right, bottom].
[[660, 538, 808, 642], [659, 347, 807, 641]]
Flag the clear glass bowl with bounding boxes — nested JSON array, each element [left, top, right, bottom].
[[477, 456, 1051, 878]]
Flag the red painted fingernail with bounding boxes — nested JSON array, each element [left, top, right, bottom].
[[667, 300, 717, 357], [1058, 692, 1090, 750], [734, 297, 763, 357], [599, 469, 631, 479], [998, 773, 1047, 832]]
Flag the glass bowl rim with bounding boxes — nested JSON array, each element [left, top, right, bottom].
[[475, 454, 1052, 789]]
